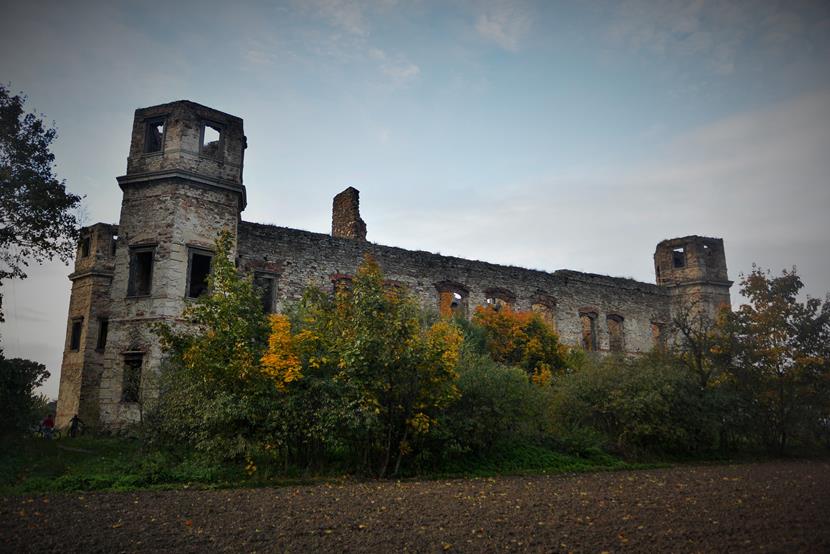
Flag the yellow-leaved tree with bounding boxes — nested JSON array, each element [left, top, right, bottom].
[[267, 255, 463, 477]]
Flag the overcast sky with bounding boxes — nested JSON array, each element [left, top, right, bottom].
[[2, 0, 829, 398]]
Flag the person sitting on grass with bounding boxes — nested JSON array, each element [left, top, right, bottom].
[[69, 414, 84, 438], [40, 413, 55, 439]]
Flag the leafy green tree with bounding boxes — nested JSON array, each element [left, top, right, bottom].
[[714, 266, 830, 454], [0, 352, 50, 440], [0, 85, 82, 320], [442, 352, 552, 455], [551, 353, 721, 457], [154, 231, 272, 461], [276, 256, 463, 476]]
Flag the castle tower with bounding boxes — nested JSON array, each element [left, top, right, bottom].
[[93, 101, 247, 428], [654, 236, 732, 320], [55, 223, 118, 428]]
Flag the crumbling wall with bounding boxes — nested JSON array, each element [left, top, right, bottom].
[[331, 187, 367, 241], [238, 222, 672, 354]]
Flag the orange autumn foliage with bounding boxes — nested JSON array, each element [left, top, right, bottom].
[[472, 305, 568, 382]]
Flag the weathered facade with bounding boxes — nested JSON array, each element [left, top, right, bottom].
[[56, 101, 733, 429]]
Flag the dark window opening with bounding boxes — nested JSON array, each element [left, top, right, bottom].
[[111, 235, 118, 256], [607, 314, 625, 353], [96, 318, 109, 351], [254, 272, 276, 313], [651, 322, 666, 351], [580, 312, 598, 352], [121, 354, 143, 403], [79, 236, 91, 258], [128, 247, 154, 297], [532, 302, 556, 331], [672, 247, 686, 268], [187, 249, 213, 298], [69, 318, 83, 351], [144, 119, 165, 153], [201, 123, 222, 158]]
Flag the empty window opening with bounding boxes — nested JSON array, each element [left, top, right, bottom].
[[254, 272, 276, 313], [187, 249, 213, 298], [111, 235, 118, 256], [144, 119, 165, 153], [201, 123, 222, 158], [96, 318, 109, 351], [121, 354, 143, 403], [127, 246, 154, 297], [79, 236, 91, 258], [532, 302, 557, 331], [672, 247, 686, 268], [607, 314, 625, 353], [651, 322, 666, 352], [580, 311, 598, 352], [438, 290, 468, 317], [69, 318, 83, 351]]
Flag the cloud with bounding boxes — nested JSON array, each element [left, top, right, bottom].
[[369, 48, 420, 86], [376, 90, 830, 300], [603, 0, 828, 77], [474, 1, 532, 52], [301, 0, 369, 36]]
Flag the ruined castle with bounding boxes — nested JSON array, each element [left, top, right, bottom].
[[56, 101, 732, 429]]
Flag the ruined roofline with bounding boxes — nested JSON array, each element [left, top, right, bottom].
[[238, 220, 666, 295], [133, 99, 243, 123], [656, 235, 723, 247]]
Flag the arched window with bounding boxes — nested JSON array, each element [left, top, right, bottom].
[[435, 281, 469, 317], [484, 287, 515, 312], [531, 292, 557, 331]]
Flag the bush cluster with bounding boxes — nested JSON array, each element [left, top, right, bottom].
[[144, 234, 829, 479]]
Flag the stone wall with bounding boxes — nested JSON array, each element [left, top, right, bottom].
[[238, 222, 672, 354], [55, 223, 117, 427], [96, 179, 242, 428]]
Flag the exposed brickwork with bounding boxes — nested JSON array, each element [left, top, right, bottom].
[[331, 187, 367, 241], [57, 101, 733, 431]]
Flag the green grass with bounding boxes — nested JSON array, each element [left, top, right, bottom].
[[0, 437, 240, 495], [0, 437, 663, 495], [428, 442, 661, 478]]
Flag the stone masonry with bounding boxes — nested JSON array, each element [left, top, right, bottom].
[[56, 101, 733, 430]]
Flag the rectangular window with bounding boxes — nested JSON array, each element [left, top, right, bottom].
[[111, 235, 118, 256], [127, 246, 155, 297], [672, 247, 686, 268], [96, 318, 109, 351], [79, 236, 91, 258], [187, 248, 213, 298], [200, 122, 222, 158], [580, 312, 598, 352], [607, 315, 625, 353], [69, 318, 83, 351], [254, 272, 276, 313], [144, 118, 165, 153], [121, 354, 143, 403]]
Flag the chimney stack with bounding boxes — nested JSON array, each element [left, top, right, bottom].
[[332, 187, 367, 241]]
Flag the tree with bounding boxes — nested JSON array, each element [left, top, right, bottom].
[[0, 351, 50, 440], [277, 255, 463, 476], [715, 266, 830, 454], [471, 305, 569, 384], [670, 299, 723, 388], [154, 231, 272, 461], [0, 85, 82, 320]]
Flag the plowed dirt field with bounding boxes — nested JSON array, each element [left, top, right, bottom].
[[2, 460, 829, 553]]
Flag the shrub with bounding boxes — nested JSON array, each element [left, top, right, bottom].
[[551, 354, 721, 457]]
